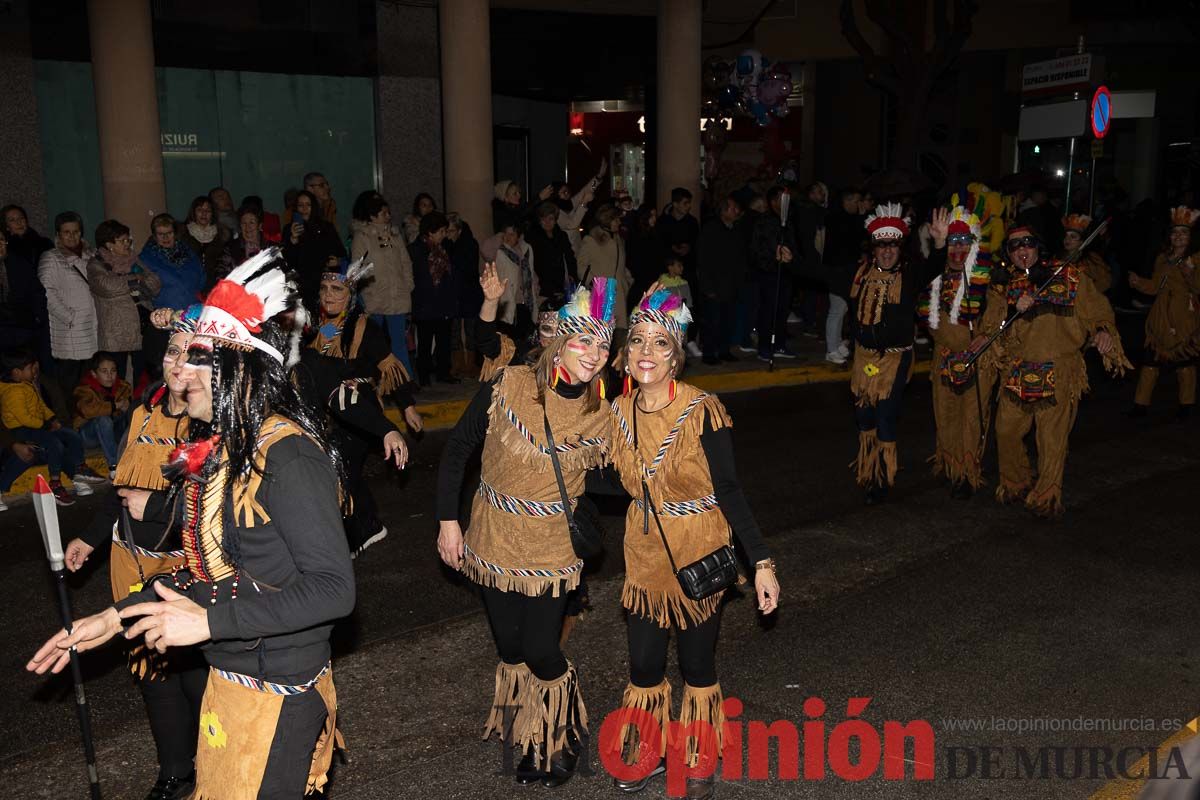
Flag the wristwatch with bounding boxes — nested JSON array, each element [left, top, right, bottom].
[[755, 558, 776, 573]]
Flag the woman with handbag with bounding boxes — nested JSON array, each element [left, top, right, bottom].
[[436, 277, 617, 788], [607, 290, 779, 800]]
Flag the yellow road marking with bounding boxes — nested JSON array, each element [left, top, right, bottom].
[[1089, 717, 1199, 800]]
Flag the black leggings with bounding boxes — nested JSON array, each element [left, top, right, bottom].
[[480, 584, 570, 681], [138, 660, 208, 779], [627, 610, 721, 689], [853, 350, 913, 443]]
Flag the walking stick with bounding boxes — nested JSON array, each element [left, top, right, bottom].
[[962, 217, 1110, 369], [31, 475, 103, 800], [768, 191, 792, 372]]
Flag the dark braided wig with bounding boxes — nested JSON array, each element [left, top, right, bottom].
[[184, 287, 351, 567]]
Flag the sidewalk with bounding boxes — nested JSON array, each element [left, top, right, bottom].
[[2, 329, 932, 498], [396, 330, 932, 434]]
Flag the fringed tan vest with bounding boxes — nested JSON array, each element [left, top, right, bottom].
[[114, 399, 188, 492], [462, 366, 608, 598], [609, 383, 733, 629]]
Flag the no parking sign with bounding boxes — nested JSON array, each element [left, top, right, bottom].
[[1091, 85, 1112, 139]]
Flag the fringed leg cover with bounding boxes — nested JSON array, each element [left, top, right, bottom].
[[1023, 483, 1064, 519], [606, 680, 674, 764], [878, 440, 898, 487], [482, 661, 530, 743], [678, 683, 725, 769], [513, 662, 588, 770], [851, 429, 880, 487]]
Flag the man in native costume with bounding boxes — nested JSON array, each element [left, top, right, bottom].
[[1128, 206, 1200, 420], [993, 226, 1131, 518], [61, 306, 204, 800], [436, 278, 616, 787], [605, 290, 778, 799], [1061, 214, 1112, 294], [920, 205, 1006, 498], [803, 203, 950, 502], [304, 255, 420, 556], [29, 249, 356, 799]]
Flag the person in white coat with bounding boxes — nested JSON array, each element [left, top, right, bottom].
[[493, 222, 538, 338], [38, 211, 98, 403], [352, 191, 416, 376], [576, 204, 633, 332]]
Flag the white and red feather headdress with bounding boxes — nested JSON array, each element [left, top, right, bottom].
[[865, 202, 911, 242], [194, 247, 293, 364]]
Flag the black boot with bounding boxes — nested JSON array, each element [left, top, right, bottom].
[[1126, 404, 1149, 418], [541, 730, 582, 788], [950, 481, 974, 500], [864, 482, 889, 505], [145, 772, 195, 800], [1175, 405, 1192, 422], [515, 747, 547, 785]]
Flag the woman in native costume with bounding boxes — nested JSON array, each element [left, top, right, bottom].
[[62, 306, 205, 800], [1128, 206, 1200, 420], [994, 226, 1131, 518], [1060, 214, 1112, 294], [436, 278, 616, 788], [307, 256, 421, 556], [30, 249, 357, 799], [605, 291, 779, 800], [804, 204, 950, 503], [919, 205, 1006, 498]]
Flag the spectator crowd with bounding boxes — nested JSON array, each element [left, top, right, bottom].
[[0, 162, 1182, 509]]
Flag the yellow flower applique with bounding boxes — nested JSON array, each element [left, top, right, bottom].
[[863, 363, 881, 377], [201, 711, 228, 748]]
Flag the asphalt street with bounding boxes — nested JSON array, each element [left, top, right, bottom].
[[2, 342, 1198, 799]]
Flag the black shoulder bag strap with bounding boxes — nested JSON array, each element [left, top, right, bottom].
[[542, 408, 579, 537], [633, 401, 680, 576]]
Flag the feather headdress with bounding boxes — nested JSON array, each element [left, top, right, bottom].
[[556, 277, 616, 344], [193, 247, 295, 363], [321, 255, 374, 289], [1169, 206, 1200, 229], [629, 288, 694, 345], [920, 205, 990, 331], [171, 303, 204, 334], [1062, 214, 1091, 234], [865, 202, 911, 241]]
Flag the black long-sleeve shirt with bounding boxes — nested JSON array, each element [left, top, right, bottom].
[[117, 434, 355, 682], [799, 246, 946, 352]]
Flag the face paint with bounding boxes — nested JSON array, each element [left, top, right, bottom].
[[558, 333, 608, 383]]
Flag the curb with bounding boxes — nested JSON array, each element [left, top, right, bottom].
[[387, 358, 932, 433], [3, 359, 931, 499]]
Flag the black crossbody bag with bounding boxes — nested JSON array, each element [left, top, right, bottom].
[[543, 410, 605, 559], [633, 402, 738, 601]]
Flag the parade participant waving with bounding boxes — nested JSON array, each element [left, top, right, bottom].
[[606, 290, 778, 799], [1128, 206, 1200, 419], [28, 249, 356, 799], [437, 277, 615, 788], [62, 306, 204, 800], [995, 226, 1131, 517], [919, 204, 1006, 498]]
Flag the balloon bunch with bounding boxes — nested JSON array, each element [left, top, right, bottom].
[[703, 50, 793, 128]]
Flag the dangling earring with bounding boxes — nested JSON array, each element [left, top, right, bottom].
[[551, 356, 570, 388], [622, 368, 633, 397], [668, 379, 677, 402], [597, 379, 607, 400], [551, 356, 562, 388]]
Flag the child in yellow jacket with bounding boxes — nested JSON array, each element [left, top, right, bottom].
[[73, 352, 131, 475], [0, 349, 105, 505]]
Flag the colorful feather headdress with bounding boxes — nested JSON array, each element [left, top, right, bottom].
[[1169, 206, 1199, 229], [920, 205, 990, 331], [865, 202, 911, 241], [193, 247, 295, 364], [170, 303, 204, 334], [321, 256, 374, 290], [629, 289, 694, 345], [556, 277, 616, 344], [1062, 214, 1091, 234]]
